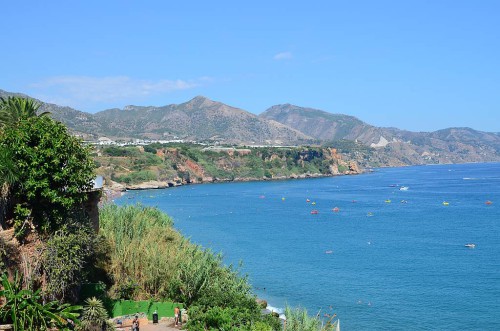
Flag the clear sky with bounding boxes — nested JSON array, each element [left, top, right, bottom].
[[1, 1, 499, 132]]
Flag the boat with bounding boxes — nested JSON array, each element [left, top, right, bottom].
[[367, 212, 374, 217], [332, 207, 340, 212], [485, 200, 492, 205], [442, 201, 449, 206], [325, 250, 333, 254], [310, 210, 319, 214], [385, 199, 391, 203], [312, 202, 316, 205], [282, 197, 285, 201], [464, 243, 476, 248], [399, 186, 409, 191], [306, 199, 311, 203], [400, 200, 408, 203]]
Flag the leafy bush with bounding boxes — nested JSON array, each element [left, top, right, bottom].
[[0, 116, 95, 234], [42, 223, 104, 301], [0, 273, 81, 330], [102, 146, 139, 157], [143, 145, 157, 154]]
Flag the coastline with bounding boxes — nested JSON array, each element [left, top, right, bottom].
[[101, 170, 362, 198]]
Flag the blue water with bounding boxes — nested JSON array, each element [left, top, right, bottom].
[[116, 163, 500, 330]]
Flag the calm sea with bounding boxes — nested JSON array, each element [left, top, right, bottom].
[[116, 163, 500, 330]]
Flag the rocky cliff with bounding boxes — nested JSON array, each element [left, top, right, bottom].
[[95, 145, 360, 190]]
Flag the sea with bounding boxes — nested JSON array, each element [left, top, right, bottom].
[[115, 163, 500, 330]]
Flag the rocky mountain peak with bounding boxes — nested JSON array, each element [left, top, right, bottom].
[[184, 95, 218, 109]]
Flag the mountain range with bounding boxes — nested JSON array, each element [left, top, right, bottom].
[[2, 89, 500, 166]]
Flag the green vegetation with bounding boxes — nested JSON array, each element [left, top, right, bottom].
[[0, 115, 95, 235], [96, 144, 351, 186], [42, 223, 107, 301], [0, 273, 81, 331], [284, 306, 337, 331], [0, 97, 337, 330], [99, 204, 281, 330], [78, 297, 114, 331], [0, 97, 97, 328], [0, 96, 50, 129]]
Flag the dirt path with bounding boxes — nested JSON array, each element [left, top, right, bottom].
[[137, 321, 185, 331]]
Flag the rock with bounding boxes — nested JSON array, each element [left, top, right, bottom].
[[126, 180, 170, 190], [256, 298, 268, 309]]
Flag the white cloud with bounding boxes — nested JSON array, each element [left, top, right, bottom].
[[273, 51, 293, 60], [29, 75, 209, 107]]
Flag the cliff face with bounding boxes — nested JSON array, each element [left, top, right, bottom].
[[95, 145, 361, 190]]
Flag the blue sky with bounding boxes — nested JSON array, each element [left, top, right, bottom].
[[1, 1, 499, 132]]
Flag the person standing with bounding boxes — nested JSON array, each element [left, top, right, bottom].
[[132, 314, 140, 331], [174, 306, 180, 326]]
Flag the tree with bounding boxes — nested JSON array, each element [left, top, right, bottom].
[[0, 96, 50, 129], [0, 96, 50, 230], [0, 146, 17, 185], [0, 116, 95, 234]]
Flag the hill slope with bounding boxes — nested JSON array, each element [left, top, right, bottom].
[[261, 104, 500, 165], [2, 88, 500, 166], [0, 89, 102, 139], [94, 96, 314, 144]]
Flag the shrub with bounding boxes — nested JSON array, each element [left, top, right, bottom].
[[0, 273, 81, 330], [42, 223, 100, 301], [0, 116, 95, 234]]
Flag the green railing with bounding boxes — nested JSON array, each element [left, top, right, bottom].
[[111, 300, 183, 319], [79, 284, 183, 320]]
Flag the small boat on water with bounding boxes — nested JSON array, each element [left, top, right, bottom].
[[442, 201, 449, 206], [312, 202, 316, 205], [464, 243, 476, 248], [485, 200, 492, 205], [367, 212, 374, 217], [325, 250, 333, 254], [385, 199, 391, 203], [306, 199, 311, 203], [399, 186, 409, 191], [332, 207, 340, 212], [311, 210, 319, 214]]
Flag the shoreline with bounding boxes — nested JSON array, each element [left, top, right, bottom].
[[102, 170, 363, 197]]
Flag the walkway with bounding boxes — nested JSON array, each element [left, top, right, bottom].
[[138, 321, 185, 331]]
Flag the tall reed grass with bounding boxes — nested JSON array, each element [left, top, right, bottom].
[[99, 204, 180, 299]]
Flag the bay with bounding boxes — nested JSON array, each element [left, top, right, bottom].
[[116, 163, 500, 330]]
